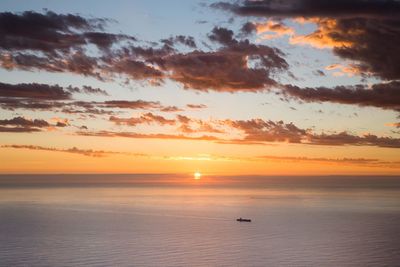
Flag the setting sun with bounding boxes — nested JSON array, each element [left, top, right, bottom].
[[194, 172, 201, 180]]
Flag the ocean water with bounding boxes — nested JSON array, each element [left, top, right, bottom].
[[0, 175, 400, 267]]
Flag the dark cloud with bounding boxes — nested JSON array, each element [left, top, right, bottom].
[[212, 0, 400, 19], [0, 11, 96, 52], [213, 0, 400, 80], [0, 98, 65, 110], [0, 116, 67, 132], [1, 11, 289, 92], [1, 51, 103, 78], [0, 82, 109, 101], [157, 39, 288, 92], [161, 35, 197, 48], [0, 116, 50, 127], [331, 18, 400, 80], [110, 113, 176, 126], [83, 32, 136, 50], [0, 11, 134, 52], [66, 85, 108, 96], [208, 27, 237, 46], [224, 118, 400, 148], [240, 22, 257, 35], [101, 100, 162, 109], [0, 11, 136, 79], [0, 82, 72, 100], [309, 132, 400, 148], [112, 26, 289, 92], [0, 95, 192, 116], [110, 58, 164, 81], [282, 81, 400, 111], [225, 118, 307, 143], [313, 70, 325, 76]]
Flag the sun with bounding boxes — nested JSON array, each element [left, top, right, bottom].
[[194, 172, 201, 180]]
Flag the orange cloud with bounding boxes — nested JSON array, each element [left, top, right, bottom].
[[325, 63, 361, 77], [385, 122, 400, 128], [290, 18, 357, 49], [256, 20, 294, 39]]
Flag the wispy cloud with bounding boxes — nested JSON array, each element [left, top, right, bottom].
[[1, 144, 142, 157]]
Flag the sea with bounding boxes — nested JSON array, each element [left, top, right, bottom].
[[0, 174, 399, 267]]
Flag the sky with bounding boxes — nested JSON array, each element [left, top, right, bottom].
[[0, 0, 399, 175]]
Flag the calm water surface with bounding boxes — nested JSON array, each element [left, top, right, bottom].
[[0, 175, 400, 266]]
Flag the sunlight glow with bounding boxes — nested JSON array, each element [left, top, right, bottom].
[[194, 172, 201, 180]]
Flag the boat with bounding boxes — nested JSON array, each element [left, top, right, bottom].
[[236, 217, 251, 222]]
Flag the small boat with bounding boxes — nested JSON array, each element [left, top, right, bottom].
[[236, 217, 251, 222]]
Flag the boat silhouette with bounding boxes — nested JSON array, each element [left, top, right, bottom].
[[236, 217, 251, 222]]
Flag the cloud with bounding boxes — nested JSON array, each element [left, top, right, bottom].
[[76, 130, 219, 141], [161, 35, 197, 48], [51, 117, 70, 127], [110, 112, 176, 126], [224, 118, 307, 143], [289, 18, 354, 49], [157, 27, 288, 92], [0, 82, 72, 100], [213, 0, 400, 80], [257, 155, 400, 168], [286, 16, 400, 79], [386, 122, 400, 128], [0, 11, 99, 52], [254, 20, 294, 39], [0, 82, 108, 101], [0, 11, 137, 79], [0, 116, 67, 132], [0, 11, 135, 52], [0, 93, 192, 117], [1, 51, 104, 78], [76, 116, 400, 148], [0, 116, 50, 127], [1, 144, 131, 157], [1, 11, 290, 92], [259, 155, 377, 163], [212, 0, 400, 19], [101, 100, 162, 109], [109, 113, 224, 134], [159, 106, 183, 112], [208, 27, 238, 46], [282, 81, 400, 111], [187, 104, 207, 109], [308, 132, 400, 148], [177, 115, 224, 134], [0, 126, 42, 133], [65, 85, 108, 96], [222, 118, 400, 148], [324, 63, 361, 77]]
